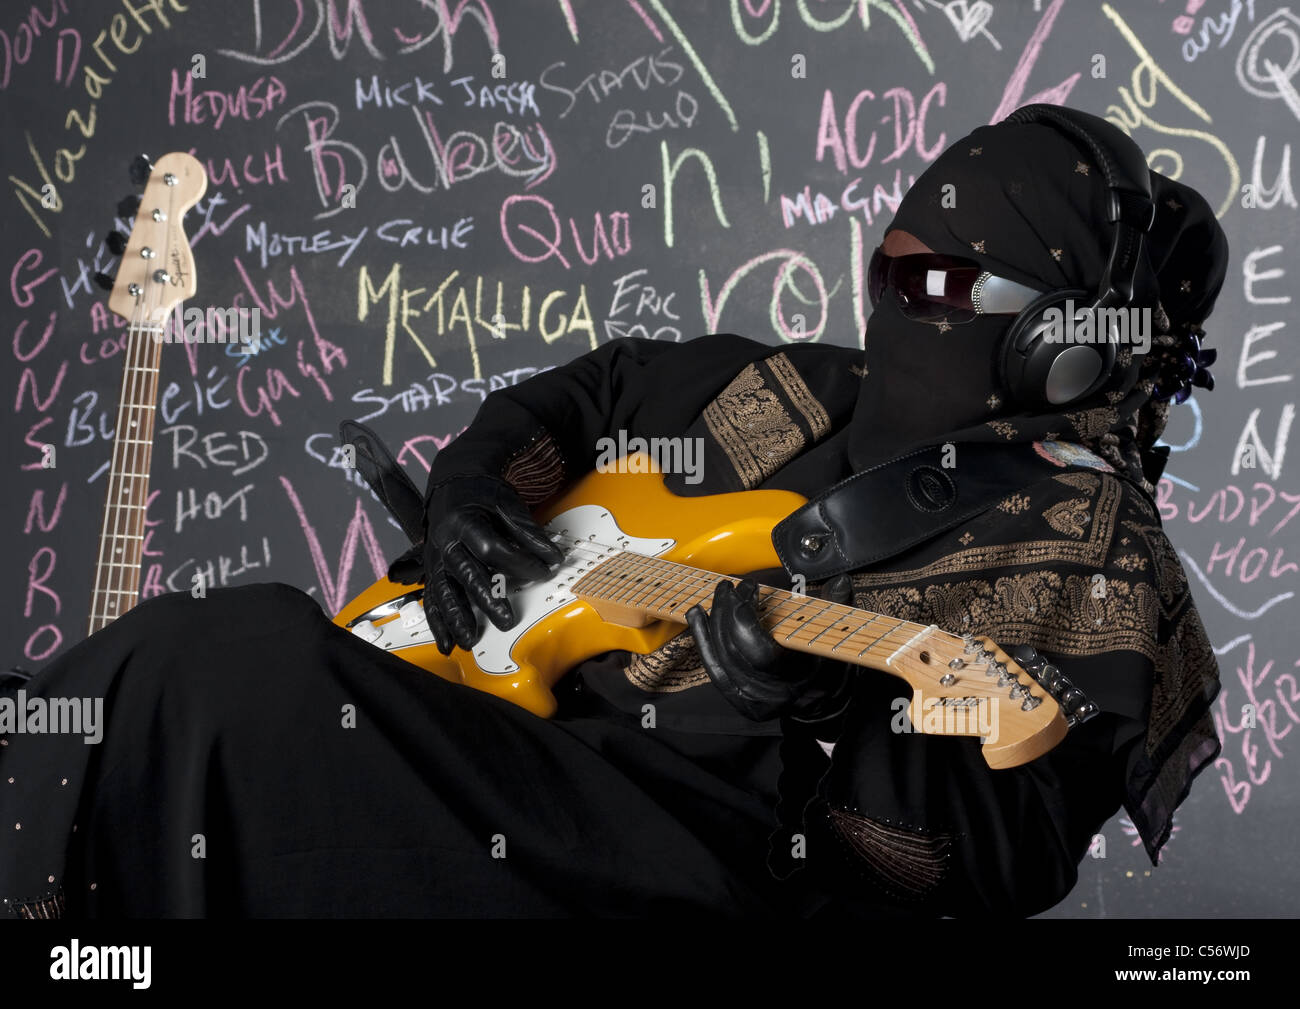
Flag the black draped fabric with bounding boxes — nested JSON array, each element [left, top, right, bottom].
[[1, 584, 802, 917], [1, 108, 1228, 918], [0, 329, 1210, 918]]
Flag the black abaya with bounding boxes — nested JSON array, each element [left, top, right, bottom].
[[3, 582, 819, 917]]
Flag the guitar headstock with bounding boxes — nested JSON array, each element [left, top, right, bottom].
[[100, 152, 207, 329], [892, 629, 1098, 769]]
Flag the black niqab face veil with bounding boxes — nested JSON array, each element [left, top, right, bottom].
[[833, 111, 1230, 871], [848, 117, 1229, 491]]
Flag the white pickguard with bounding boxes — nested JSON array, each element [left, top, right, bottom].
[[347, 504, 675, 674]]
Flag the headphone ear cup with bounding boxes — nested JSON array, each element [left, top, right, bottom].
[[999, 289, 1115, 410]]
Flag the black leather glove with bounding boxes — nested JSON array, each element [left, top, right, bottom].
[[389, 475, 564, 655], [686, 574, 855, 724]]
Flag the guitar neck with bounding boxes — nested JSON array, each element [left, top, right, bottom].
[[87, 322, 164, 635], [571, 550, 966, 684]]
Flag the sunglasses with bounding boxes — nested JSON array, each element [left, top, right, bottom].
[[868, 248, 1044, 324]]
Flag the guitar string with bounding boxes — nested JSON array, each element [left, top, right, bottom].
[[506, 531, 958, 668], [414, 534, 1034, 728], [601, 547, 930, 664], [95, 172, 176, 628], [92, 240, 149, 627], [506, 537, 1026, 700], [387, 535, 999, 699], [544, 533, 881, 640]]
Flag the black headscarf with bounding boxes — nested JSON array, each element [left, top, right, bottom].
[[821, 111, 1231, 878], [847, 117, 1230, 495]]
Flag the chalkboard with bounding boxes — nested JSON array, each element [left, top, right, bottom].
[[3, 0, 1297, 917]]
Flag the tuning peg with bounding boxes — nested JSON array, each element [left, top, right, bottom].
[[105, 230, 128, 256], [1043, 665, 1066, 694], [129, 154, 153, 186], [116, 194, 141, 219], [1010, 643, 1039, 667], [93, 270, 116, 292]]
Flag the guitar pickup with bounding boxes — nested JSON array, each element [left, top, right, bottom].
[[350, 619, 382, 643], [399, 599, 427, 629]]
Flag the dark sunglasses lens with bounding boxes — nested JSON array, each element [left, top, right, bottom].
[[895, 272, 977, 322], [884, 254, 983, 323], [867, 247, 887, 307]]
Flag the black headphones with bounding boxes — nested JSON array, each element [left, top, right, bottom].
[[996, 104, 1159, 411]]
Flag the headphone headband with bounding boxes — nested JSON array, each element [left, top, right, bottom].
[[1004, 104, 1157, 308], [995, 104, 1159, 410]]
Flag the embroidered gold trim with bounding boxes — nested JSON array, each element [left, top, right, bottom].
[[623, 630, 711, 693], [1054, 472, 1100, 496], [852, 569, 1162, 661], [997, 493, 1031, 514], [502, 430, 567, 506], [827, 808, 951, 900], [768, 352, 831, 437], [701, 363, 805, 490], [1043, 498, 1092, 539], [1066, 406, 1120, 441], [8, 890, 65, 919], [851, 474, 1122, 587], [1121, 520, 1189, 610], [1149, 603, 1216, 753]]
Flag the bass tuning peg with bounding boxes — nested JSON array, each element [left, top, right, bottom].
[[105, 231, 127, 256], [116, 194, 141, 219], [93, 270, 116, 292], [128, 154, 152, 186]]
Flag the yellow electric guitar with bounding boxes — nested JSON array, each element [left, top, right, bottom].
[[334, 454, 1087, 769]]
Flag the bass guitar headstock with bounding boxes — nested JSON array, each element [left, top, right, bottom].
[[93, 152, 207, 331]]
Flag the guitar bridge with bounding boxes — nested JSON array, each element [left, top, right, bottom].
[[343, 588, 424, 629]]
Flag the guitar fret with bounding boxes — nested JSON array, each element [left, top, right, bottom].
[[577, 554, 642, 606], [86, 165, 199, 642], [774, 597, 816, 641], [611, 555, 655, 606], [654, 560, 705, 614], [640, 561, 684, 612], [583, 554, 634, 603], [833, 617, 877, 652], [886, 624, 937, 667], [569, 554, 960, 685], [858, 621, 904, 658], [670, 566, 712, 613], [805, 602, 851, 646], [661, 564, 706, 615]]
